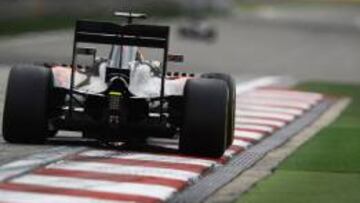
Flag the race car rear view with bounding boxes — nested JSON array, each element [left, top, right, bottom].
[[2, 12, 235, 158]]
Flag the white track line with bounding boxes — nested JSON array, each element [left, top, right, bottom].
[[236, 117, 286, 128], [81, 150, 216, 167], [245, 91, 322, 102], [223, 149, 239, 157], [236, 98, 311, 110], [235, 124, 274, 133], [47, 161, 199, 181], [232, 140, 252, 149], [240, 95, 318, 106], [234, 131, 264, 140], [12, 174, 175, 200], [237, 104, 303, 116], [254, 89, 323, 99], [236, 110, 295, 121], [0, 190, 126, 203]]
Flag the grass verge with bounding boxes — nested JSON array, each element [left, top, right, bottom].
[[237, 81, 360, 203]]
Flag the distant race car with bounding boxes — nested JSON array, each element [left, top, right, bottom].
[[2, 12, 235, 157], [178, 19, 217, 42]]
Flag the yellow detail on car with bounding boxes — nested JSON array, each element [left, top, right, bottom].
[[109, 91, 122, 96]]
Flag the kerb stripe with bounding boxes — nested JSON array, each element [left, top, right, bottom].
[[34, 168, 186, 189], [236, 118, 285, 128], [12, 175, 175, 200], [0, 183, 159, 203], [81, 150, 215, 167], [48, 161, 199, 181], [71, 155, 207, 173], [0, 190, 129, 203]]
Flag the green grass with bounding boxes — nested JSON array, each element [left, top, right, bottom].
[[280, 127, 360, 173], [241, 171, 360, 203], [238, 81, 360, 203], [282, 82, 360, 173]]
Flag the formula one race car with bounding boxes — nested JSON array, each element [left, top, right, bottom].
[[2, 12, 235, 158], [178, 19, 217, 43]]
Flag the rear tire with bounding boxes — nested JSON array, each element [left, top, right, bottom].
[[180, 79, 229, 158], [3, 65, 53, 144], [201, 73, 236, 147]]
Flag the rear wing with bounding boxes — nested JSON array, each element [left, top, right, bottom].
[[74, 20, 169, 48]]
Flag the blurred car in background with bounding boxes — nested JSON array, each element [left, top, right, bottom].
[[178, 18, 218, 43]]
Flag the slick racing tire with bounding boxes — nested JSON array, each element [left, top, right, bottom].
[[3, 65, 54, 144], [180, 78, 229, 158], [202, 73, 236, 148]]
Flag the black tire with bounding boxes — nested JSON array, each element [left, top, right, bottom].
[[3, 65, 53, 144], [180, 78, 229, 158], [201, 73, 236, 147]]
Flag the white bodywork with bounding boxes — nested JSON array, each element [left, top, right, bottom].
[[52, 61, 187, 98], [52, 44, 188, 98], [128, 62, 187, 98]]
